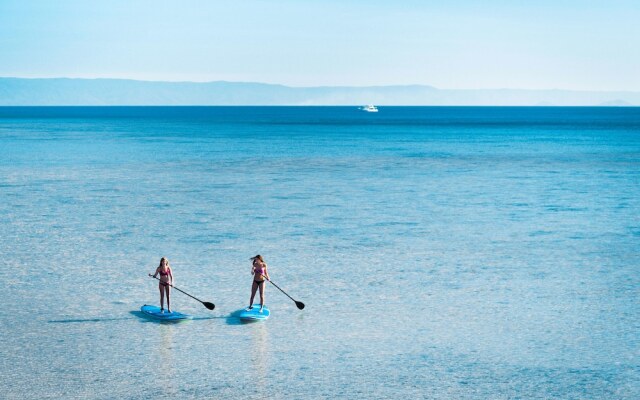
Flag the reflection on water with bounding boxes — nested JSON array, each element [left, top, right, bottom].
[[251, 322, 269, 395], [155, 324, 178, 398]]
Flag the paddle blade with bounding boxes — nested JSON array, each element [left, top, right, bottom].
[[203, 302, 215, 310], [295, 301, 305, 310]]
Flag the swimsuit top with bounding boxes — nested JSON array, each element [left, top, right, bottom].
[[254, 266, 265, 278], [159, 269, 171, 276]]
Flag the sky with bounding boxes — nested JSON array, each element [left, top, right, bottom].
[[1, 0, 639, 91]]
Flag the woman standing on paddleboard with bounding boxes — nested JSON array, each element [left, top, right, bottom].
[[248, 254, 270, 312], [152, 257, 173, 313]]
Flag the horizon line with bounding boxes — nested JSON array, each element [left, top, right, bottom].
[[1, 105, 638, 108], [3, 76, 639, 94]]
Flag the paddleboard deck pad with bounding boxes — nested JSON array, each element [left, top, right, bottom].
[[141, 305, 193, 321], [239, 304, 270, 321]]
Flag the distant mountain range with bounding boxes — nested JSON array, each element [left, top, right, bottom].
[[0, 77, 638, 106]]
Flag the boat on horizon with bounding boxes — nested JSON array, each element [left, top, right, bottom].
[[361, 105, 379, 112]]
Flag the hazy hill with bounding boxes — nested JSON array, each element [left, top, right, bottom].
[[0, 77, 638, 106]]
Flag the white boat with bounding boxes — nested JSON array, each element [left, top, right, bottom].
[[361, 105, 378, 112]]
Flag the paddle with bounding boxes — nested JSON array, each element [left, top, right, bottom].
[[148, 274, 215, 310], [260, 274, 305, 310]]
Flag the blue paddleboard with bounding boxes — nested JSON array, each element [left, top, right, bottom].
[[238, 304, 270, 321], [140, 305, 193, 321]]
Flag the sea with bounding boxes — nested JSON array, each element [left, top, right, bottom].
[[0, 106, 638, 399]]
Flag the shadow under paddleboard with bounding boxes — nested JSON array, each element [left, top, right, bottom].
[[132, 309, 227, 324], [48, 316, 135, 324]]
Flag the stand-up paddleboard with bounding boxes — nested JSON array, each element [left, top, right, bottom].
[[239, 304, 270, 321], [140, 305, 193, 322]]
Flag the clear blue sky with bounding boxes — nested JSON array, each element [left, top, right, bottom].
[[1, 0, 638, 91]]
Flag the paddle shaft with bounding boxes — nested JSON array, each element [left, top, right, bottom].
[[149, 274, 214, 310], [263, 277, 295, 302], [260, 274, 304, 309]]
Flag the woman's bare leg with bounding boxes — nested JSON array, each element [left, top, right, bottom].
[[249, 282, 258, 308], [165, 285, 171, 312], [159, 284, 165, 311], [258, 282, 265, 308]]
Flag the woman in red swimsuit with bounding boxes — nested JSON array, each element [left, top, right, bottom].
[[152, 257, 173, 313], [247, 254, 270, 312]]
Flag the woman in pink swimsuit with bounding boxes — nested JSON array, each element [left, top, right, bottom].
[[248, 254, 270, 312], [152, 257, 173, 313]]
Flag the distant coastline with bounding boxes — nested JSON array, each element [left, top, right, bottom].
[[1, 77, 638, 106]]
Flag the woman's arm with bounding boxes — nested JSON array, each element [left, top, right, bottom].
[[152, 267, 159, 278], [263, 265, 270, 280]]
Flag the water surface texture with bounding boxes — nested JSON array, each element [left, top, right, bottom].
[[0, 107, 638, 399]]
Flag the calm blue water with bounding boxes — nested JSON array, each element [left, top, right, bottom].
[[0, 107, 638, 399]]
